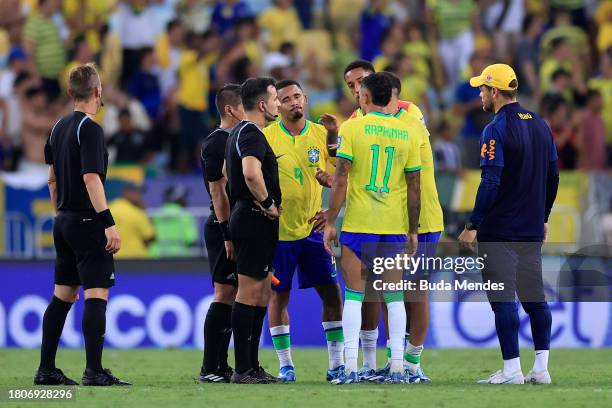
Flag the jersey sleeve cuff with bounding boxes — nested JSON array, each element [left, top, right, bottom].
[[336, 153, 353, 161], [404, 166, 421, 173]]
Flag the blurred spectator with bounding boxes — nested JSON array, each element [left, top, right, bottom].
[[228, 55, 257, 84], [541, 94, 579, 170], [578, 89, 606, 171], [588, 49, 612, 162], [20, 86, 54, 171], [177, 0, 212, 34], [257, 0, 302, 51], [481, 0, 524, 62], [101, 87, 151, 137], [211, 0, 252, 34], [514, 14, 544, 108], [149, 184, 198, 257], [542, 8, 589, 58], [176, 31, 211, 173], [262, 41, 299, 79], [359, 0, 391, 62], [107, 108, 149, 164], [544, 68, 574, 104], [392, 53, 430, 116], [128, 47, 162, 121], [373, 28, 400, 72], [109, 182, 156, 259], [61, 35, 95, 92], [433, 120, 462, 174], [0, 72, 38, 167], [452, 54, 493, 169], [595, 2, 612, 53], [426, 0, 479, 92], [0, 49, 29, 105], [155, 19, 185, 99], [403, 23, 432, 80], [549, 0, 588, 28], [540, 38, 577, 92], [4, 22, 30, 73], [63, 0, 112, 55], [117, 0, 158, 88], [99, 23, 123, 89], [22, 0, 66, 101]]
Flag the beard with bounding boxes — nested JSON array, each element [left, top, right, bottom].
[[483, 100, 494, 113], [290, 110, 304, 120]]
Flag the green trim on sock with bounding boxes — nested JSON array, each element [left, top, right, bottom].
[[404, 352, 420, 364], [383, 291, 404, 303], [345, 290, 364, 302], [272, 334, 291, 350], [386, 347, 391, 358], [325, 327, 344, 342]]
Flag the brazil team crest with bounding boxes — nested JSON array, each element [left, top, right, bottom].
[[308, 146, 320, 164]]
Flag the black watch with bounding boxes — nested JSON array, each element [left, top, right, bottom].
[[465, 221, 478, 231]]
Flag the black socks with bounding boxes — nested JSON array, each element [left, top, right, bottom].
[[203, 302, 233, 372], [40, 296, 73, 370], [82, 298, 107, 372], [250, 306, 267, 370], [231, 302, 255, 374]]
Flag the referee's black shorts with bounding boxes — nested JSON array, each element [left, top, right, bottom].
[[53, 211, 115, 290], [229, 201, 278, 280], [204, 214, 237, 286]]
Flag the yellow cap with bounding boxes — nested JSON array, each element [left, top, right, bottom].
[[469, 63, 518, 91]]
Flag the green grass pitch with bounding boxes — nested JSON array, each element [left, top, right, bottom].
[[1, 348, 611, 407]]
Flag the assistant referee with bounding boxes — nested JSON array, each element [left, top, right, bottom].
[[458, 64, 559, 385], [36, 63, 130, 386]]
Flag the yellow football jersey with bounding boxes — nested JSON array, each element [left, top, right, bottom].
[[337, 111, 422, 235], [264, 120, 329, 241], [394, 107, 444, 233]]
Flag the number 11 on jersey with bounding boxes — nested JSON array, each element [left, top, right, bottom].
[[365, 144, 394, 193]]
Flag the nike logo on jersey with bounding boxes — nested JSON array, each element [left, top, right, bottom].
[[275, 154, 285, 159], [83, 218, 93, 222]]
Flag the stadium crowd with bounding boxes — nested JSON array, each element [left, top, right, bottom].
[[0, 0, 610, 177]]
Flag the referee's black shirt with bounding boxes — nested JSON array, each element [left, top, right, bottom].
[[225, 121, 281, 236], [44, 111, 109, 212], [201, 128, 234, 213]]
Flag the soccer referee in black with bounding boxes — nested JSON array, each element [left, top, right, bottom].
[[225, 77, 281, 384], [35, 63, 130, 386], [459, 64, 559, 385], [199, 84, 244, 383]]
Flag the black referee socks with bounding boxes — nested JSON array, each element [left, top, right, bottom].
[[250, 306, 267, 370], [231, 302, 255, 374], [40, 296, 73, 370], [203, 302, 233, 372], [82, 298, 107, 372]]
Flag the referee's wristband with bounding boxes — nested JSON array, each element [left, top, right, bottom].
[[259, 196, 274, 210], [218, 220, 231, 241], [98, 209, 115, 229]]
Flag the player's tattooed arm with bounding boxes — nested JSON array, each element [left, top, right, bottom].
[[405, 171, 421, 234], [326, 157, 351, 224]]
